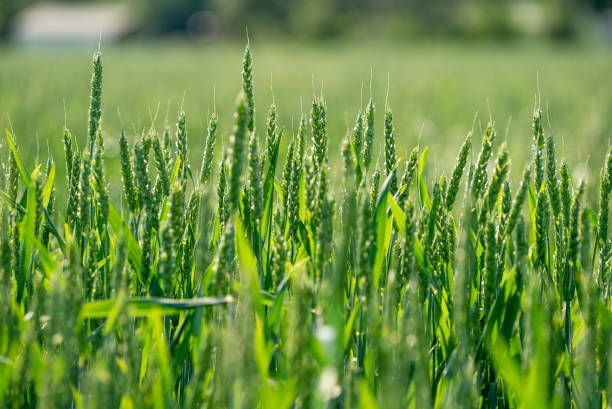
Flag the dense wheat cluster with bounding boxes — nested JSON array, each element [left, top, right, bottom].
[[1, 45, 612, 409]]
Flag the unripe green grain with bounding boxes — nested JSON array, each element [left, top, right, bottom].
[[313, 165, 328, 230], [384, 107, 398, 194], [63, 128, 78, 229], [242, 44, 255, 134], [500, 182, 511, 230], [608, 145, 612, 186], [85, 228, 98, 299], [426, 182, 442, 251], [66, 155, 81, 228], [176, 110, 188, 180], [311, 98, 328, 174], [483, 221, 497, 313], [560, 162, 572, 232], [119, 130, 138, 215], [227, 91, 248, 213], [247, 131, 263, 229], [63, 128, 74, 185], [288, 139, 302, 239], [305, 151, 317, 216], [398, 148, 419, 208], [140, 215, 154, 290], [151, 178, 162, 234], [217, 153, 229, 230], [598, 147, 612, 252], [169, 182, 186, 251], [87, 52, 102, 155], [553, 217, 564, 282], [445, 134, 471, 212], [78, 154, 92, 238], [93, 130, 109, 225], [546, 136, 561, 218], [440, 175, 448, 206], [199, 113, 218, 187], [162, 127, 172, 164], [533, 108, 545, 193], [351, 110, 364, 164], [7, 150, 18, 210], [569, 181, 584, 269], [358, 189, 374, 297], [296, 116, 306, 162], [484, 143, 509, 214], [152, 135, 170, 197], [281, 138, 295, 214], [316, 195, 334, 277], [341, 137, 353, 182], [7, 144, 20, 300], [134, 137, 156, 288], [133, 139, 151, 212], [266, 103, 277, 163], [417, 203, 429, 240], [142, 129, 152, 155], [580, 208, 591, 274], [506, 165, 530, 237], [370, 168, 381, 216], [597, 148, 612, 294], [444, 216, 457, 268], [535, 189, 549, 268], [363, 100, 375, 172], [470, 123, 496, 198]]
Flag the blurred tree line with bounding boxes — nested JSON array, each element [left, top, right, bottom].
[[217, 0, 610, 39], [2, 0, 611, 39]]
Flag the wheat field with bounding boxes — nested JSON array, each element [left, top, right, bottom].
[[1, 42, 612, 408]]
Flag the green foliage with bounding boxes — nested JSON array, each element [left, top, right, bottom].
[[1, 45, 612, 409]]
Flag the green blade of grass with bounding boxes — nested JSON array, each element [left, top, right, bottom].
[[80, 295, 233, 318], [5, 130, 30, 184]]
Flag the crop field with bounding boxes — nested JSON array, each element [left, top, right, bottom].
[[1, 42, 612, 191], [1, 41, 612, 408]]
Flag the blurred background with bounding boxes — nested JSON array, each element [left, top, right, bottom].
[[0, 0, 611, 198], [3, 0, 612, 41]]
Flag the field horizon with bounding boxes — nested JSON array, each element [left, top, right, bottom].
[[1, 40, 610, 190]]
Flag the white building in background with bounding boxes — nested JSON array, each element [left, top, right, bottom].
[[12, 2, 133, 44]]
